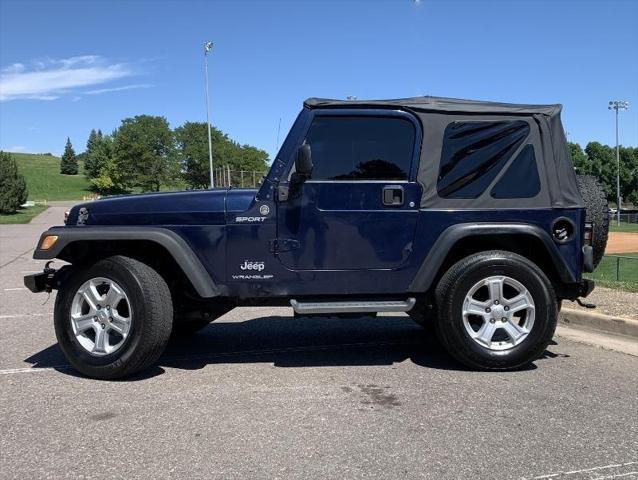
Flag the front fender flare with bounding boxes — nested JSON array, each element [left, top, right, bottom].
[[408, 223, 577, 292], [33, 226, 220, 298]]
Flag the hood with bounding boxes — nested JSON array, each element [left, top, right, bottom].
[[66, 189, 243, 226]]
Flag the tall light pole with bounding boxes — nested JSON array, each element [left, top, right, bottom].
[[204, 41, 215, 188], [608, 100, 630, 226]]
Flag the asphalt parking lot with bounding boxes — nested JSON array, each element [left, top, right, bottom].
[[1, 204, 637, 480]]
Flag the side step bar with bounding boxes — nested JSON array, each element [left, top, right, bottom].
[[290, 298, 416, 315]]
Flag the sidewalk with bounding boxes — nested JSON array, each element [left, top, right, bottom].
[[560, 285, 637, 357], [565, 285, 638, 320], [0, 201, 75, 267]]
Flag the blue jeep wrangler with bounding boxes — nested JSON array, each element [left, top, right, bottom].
[[25, 96, 608, 379]]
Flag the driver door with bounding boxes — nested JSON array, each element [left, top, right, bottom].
[[276, 112, 421, 272]]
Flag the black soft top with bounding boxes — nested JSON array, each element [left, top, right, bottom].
[[305, 96, 561, 116], [304, 96, 583, 209]]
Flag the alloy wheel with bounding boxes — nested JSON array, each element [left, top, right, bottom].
[[461, 275, 535, 351], [70, 277, 133, 356]]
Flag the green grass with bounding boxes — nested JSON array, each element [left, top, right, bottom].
[[585, 252, 638, 292], [0, 204, 48, 224], [591, 280, 638, 293], [609, 221, 638, 233], [11, 152, 92, 201]]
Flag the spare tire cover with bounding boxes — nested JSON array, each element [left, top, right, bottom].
[[576, 175, 609, 268]]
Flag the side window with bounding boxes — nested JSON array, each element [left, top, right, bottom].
[[305, 116, 415, 181], [437, 120, 530, 198], [490, 144, 540, 198]]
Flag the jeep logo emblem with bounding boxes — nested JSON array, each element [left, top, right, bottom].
[[259, 205, 270, 216], [240, 261, 265, 271]]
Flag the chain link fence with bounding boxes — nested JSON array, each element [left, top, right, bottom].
[[212, 167, 268, 188], [608, 211, 638, 232], [618, 212, 638, 224], [587, 255, 638, 283]]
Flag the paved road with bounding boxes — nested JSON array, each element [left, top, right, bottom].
[[1, 204, 637, 480]]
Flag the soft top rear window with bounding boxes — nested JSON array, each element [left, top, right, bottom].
[[491, 144, 540, 199], [437, 120, 530, 198]]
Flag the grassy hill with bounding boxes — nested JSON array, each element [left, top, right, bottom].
[[10, 152, 92, 201]]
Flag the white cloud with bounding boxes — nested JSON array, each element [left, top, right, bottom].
[[58, 55, 100, 68], [2, 63, 25, 74], [84, 83, 153, 95], [0, 55, 137, 101], [7, 145, 26, 152]]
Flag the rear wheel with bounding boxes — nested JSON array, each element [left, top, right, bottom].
[[54, 256, 173, 379], [435, 251, 557, 370]]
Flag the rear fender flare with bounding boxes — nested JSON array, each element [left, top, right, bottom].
[[408, 223, 576, 292]]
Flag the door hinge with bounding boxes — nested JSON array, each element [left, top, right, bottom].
[[269, 239, 300, 253], [276, 184, 289, 202]]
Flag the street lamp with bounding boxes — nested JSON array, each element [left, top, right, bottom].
[[204, 41, 214, 188], [608, 100, 630, 226]]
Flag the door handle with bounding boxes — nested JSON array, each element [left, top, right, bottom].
[[382, 185, 404, 206]]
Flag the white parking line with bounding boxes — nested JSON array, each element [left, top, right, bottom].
[[0, 313, 52, 319], [4, 287, 27, 291], [0, 366, 69, 375], [528, 462, 638, 479], [593, 472, 638, 480]]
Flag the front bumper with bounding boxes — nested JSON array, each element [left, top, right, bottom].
[[23, 271, 50, 293], [24, 264, 73, 293]]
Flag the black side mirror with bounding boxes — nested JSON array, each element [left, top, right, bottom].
[[295, 142, 313, 177]]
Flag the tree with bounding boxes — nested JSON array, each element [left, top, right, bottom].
[[83, 129, 100, 178], [235, 144, 269, 172], [620, 146, 638, 206], [89, 135, 127, 193], [60, 137, 78, 175], [584, 142, 616, 200], [175, 121, 269, 189], [85, 130, 113, 184], [568, 142, 588, 173], [0, 151, 28, 214], [113, 115, 177, 192], [175, 122, 213, 189]]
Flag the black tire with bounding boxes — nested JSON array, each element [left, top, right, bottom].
[[54, 256, 173, 380], [172, 304, 233, 336], [576, 174, 609, 268], [435, 250, 557, 371]]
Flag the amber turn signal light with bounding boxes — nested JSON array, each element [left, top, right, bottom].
[[40, 235, 59, 250]]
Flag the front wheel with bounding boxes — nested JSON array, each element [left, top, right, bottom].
[[54, 256, 173, 379], [435, 251, 557, 370]]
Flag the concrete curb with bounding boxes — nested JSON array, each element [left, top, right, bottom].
[[560, 307, 638, 339]]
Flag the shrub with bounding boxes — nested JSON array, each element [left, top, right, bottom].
[[0, 151, 28, 213]]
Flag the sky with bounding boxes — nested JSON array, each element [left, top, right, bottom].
[[0, 0, 636, 160]]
